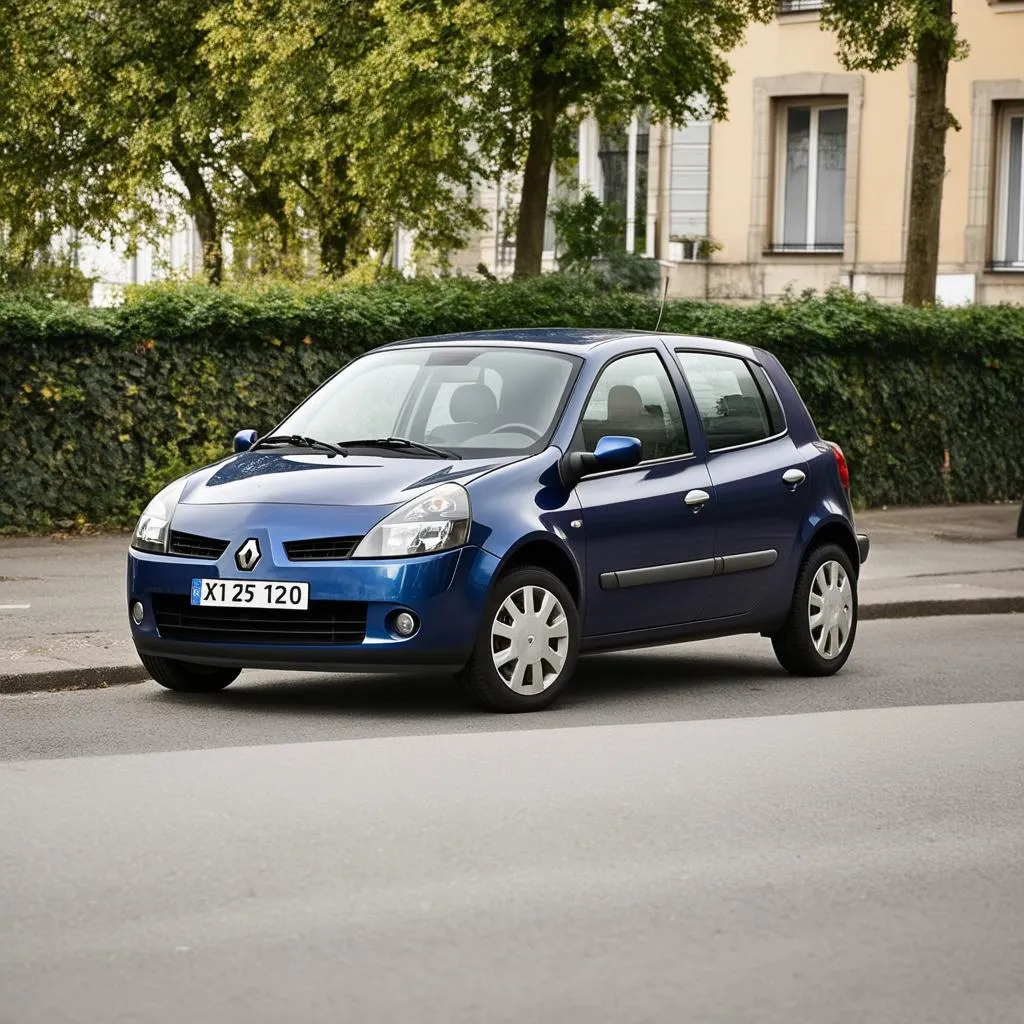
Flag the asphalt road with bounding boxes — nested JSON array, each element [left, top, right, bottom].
[[1, 616, 1022, 1024]]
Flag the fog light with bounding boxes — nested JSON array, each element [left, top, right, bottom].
[[131, 601, 144, 625], [393, 611, 418, 637]]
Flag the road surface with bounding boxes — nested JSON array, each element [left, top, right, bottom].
[[1, 615, 1022, 1023]]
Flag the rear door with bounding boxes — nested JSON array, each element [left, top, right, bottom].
[[573, 350, 717, 637], [675, 350, 810, 621]]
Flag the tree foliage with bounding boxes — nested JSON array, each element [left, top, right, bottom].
[[0, 0, 488, 283], [374, 0, 774, 277], [822, 0, 965, 71]]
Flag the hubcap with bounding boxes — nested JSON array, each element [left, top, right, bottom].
[[490, 586, 569, 694], [808, 559, 854, 659]]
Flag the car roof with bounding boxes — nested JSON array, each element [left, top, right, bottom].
[[382, 327, 755, 357]]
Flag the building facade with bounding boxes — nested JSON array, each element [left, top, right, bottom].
[[71, 2, 1024, 306], [464, 0, 1024, 305]]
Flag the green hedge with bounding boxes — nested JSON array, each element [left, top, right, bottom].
[[1, 277, 1022, 531]]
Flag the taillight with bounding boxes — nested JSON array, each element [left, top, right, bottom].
[[826, 441, 850, 491]]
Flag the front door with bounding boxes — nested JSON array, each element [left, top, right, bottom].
[[573, 351, 717, 637]]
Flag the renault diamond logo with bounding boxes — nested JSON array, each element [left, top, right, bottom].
[[235, 538, 262, 572]]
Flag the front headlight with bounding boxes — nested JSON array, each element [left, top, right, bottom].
[[131, 477, 189, 554], [352, 483, 471, 559]]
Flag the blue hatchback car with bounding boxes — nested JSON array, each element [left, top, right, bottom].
[[128, 328, 869, 711]]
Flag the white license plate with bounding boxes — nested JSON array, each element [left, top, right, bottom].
[[190, 579, 309, 610]]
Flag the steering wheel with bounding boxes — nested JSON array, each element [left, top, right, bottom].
[[491, 422, 543, 440]]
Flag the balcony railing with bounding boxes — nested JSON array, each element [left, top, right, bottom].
[[777, 0, 825, 13]]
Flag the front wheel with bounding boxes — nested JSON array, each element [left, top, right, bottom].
[[771, 543, 858, 676], [140, 654, 240, 693], [458, 567, 580, 712]]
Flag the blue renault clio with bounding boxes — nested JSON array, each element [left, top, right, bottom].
[[128, 328, 869, 711]]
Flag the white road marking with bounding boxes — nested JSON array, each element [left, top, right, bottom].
[[0, 604, 31, 610]]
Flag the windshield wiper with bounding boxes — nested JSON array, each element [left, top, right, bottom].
[[250, 434, 349, 458], [337, 437, 460, 460]]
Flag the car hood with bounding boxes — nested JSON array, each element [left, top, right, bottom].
[[179, 451, 511, 508]]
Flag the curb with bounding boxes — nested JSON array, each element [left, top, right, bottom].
[[1, 598, 1021, 697], [860, 596, 1024, 621], [0, 664, 149, 697]]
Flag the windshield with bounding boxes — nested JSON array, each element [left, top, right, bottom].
[[275, 345, 581, 457]]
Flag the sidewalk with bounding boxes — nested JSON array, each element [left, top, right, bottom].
[[1, 503, 1021, 695]]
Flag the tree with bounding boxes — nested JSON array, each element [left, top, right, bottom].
[[822, 0, 967, 307], [0, 0, 244, 284], [201, 0, 485, 276], [1, 0, 482, 283], [377, 0, 774, 278]]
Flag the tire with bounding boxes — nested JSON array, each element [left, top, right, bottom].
[[458, 567, 580, 712], [140, 654, 240, 693], [771, 543, 858, 676]]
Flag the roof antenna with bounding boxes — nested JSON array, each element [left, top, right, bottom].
[[654, 274, 669, 332]]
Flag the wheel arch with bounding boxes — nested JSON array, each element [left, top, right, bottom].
[[805, 518, 861, 576], [494, 535, 582, 608]]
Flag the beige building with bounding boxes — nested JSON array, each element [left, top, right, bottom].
[[465, 0, 1024, 305]]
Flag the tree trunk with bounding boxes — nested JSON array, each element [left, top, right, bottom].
[[170, 156, 222, 285], [319, 223, 349, 276], [513, 73, 559, 279], [318, 154, 359, 276], [902, 9, 952, 307]]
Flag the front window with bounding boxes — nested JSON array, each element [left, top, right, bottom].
[[994, 105, 1024, 269], [579, 352, 690, 462], [276, 346, 580, 457], [773, 101, 848, 252]]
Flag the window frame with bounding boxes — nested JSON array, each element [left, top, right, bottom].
[[993, 103, 1024, 269], [771, 98, 849, 254], [674, 349, 790, 455], [570, 348, 695, 473]]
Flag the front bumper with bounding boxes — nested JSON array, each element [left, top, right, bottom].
[[127, 543, 499, 673]]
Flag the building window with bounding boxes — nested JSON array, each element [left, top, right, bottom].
[[771, 101, 847, 252], [777, 0, 824, 12], [595, 113, 650, 254], [993, 105, 1024, 269]]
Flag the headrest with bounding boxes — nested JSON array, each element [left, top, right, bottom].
[[607, 384, 645, 421], [450, 383, 498, 424]]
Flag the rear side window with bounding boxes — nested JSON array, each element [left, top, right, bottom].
[[676, 352, 779, 451]]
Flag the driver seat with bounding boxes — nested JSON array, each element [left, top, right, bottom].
[[430, 383, 498, 446]]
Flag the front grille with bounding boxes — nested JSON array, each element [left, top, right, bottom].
[[284, 536, 360, 561], [152, 594, 367, 645], [168, 531, 230, 559]]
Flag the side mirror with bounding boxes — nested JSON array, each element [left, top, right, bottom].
[[561, 435, 642, 486], [233, 429, 258, 453]]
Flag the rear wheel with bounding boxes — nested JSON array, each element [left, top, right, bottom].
[[771, 543, 857, 676], [458, 567, 580, 712], [140, 654, 240, 693]]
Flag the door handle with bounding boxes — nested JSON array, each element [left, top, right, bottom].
[[683, 489, 711, 508], [782, 468, 806, 487]]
